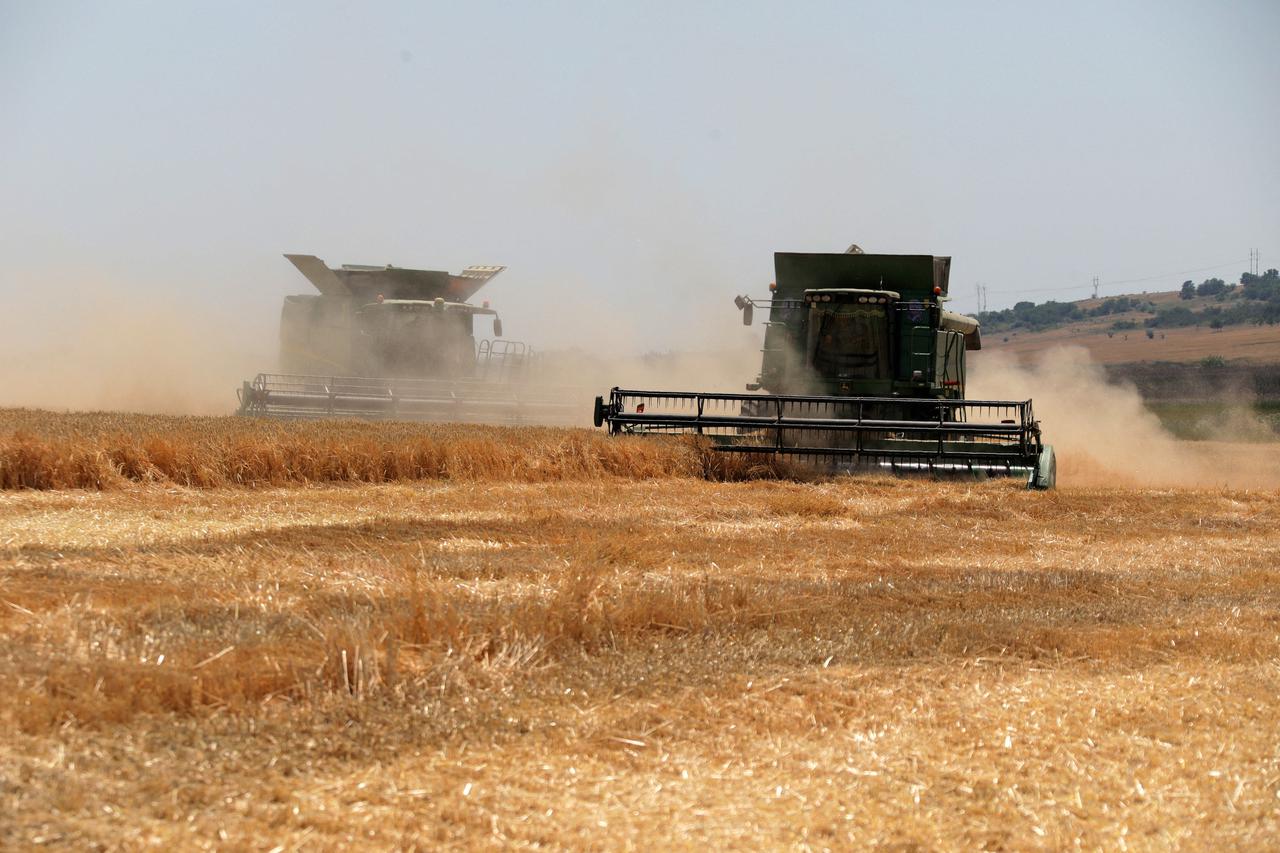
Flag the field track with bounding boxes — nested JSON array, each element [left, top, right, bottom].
[[2, 411, 1279, 848]]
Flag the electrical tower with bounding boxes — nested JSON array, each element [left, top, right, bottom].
[[1251, 248, 1260, 276], [1092, 276, 1100, 300], [974, 283, 988, 313]]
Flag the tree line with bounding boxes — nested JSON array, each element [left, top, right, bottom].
[[978, 268, 1280, 333]]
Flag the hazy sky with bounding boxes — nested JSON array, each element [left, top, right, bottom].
[[3, 0, 1277, 353]]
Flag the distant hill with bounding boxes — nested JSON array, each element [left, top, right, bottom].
[[977, 269, 1280, 366]]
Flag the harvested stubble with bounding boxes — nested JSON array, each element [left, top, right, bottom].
[[3, 456, 1280, 848], [0, 409, 792, 489]]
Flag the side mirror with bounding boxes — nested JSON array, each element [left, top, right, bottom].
[[493, 318, 503, 338], [742, 303, 753, 326]]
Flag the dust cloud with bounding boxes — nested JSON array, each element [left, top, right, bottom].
[[526, 331, 761, 429], [969, 346, 1280, 489], [540, 332, 760, 392], [0, 291, 272, 416], [0, 272, 758, 422], [4, 277, 1275, 495]]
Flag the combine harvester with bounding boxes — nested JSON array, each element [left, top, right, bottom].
[[592, 247, 1056, 488], [238, 254, 578, 424]]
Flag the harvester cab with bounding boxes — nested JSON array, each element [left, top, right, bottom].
[[742, 253, 978, 398], [352, 296, 503, 380], [594, 249, 1056, 489], [237, 255, 577, 424]]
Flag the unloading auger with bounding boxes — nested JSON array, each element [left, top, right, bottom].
[[592, 249, 1056, 489], [237, 254, 579, 425]]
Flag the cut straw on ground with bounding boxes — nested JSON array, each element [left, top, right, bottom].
[[2, 410, 1278, 848], [0, 409, 795, 489]]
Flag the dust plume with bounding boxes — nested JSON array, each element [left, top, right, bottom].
[[969, 346, 1280, 489], [540, 332, 761, 393], [0, 291, 271, 416], [531, 298, 764, 426]]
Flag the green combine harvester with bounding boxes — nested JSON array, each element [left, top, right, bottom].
[[592, 247, 1056, 488], [238, 254, 578, 424]]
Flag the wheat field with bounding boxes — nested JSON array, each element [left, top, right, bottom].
[[2, 410, 1279, 849]]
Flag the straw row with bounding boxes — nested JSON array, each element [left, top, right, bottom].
[[0, 409, 791, 489]]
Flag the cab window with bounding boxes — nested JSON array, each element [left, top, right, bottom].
[[809, 303, 891, 380]]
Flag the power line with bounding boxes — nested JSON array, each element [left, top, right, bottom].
[[1104, 259, 1250, 287], [980, 258, 1249, 297]]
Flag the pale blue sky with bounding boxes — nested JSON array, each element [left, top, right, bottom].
[[3, 0, 1277, 352]]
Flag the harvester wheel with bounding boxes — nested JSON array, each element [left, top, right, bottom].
[[593, 396, 606, 429], [1028, 445, 1057, 490]]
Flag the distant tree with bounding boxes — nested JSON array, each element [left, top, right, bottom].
[[1196, 277, 1227, 297], [1145, 328, 1155, 339], [1180, 280, 1196, 300], [1255, 301, 1280, 324], [1089, 296, 1148, 317], [1148, 305, 1199, 328], [1242, 269, 1280, 302]]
